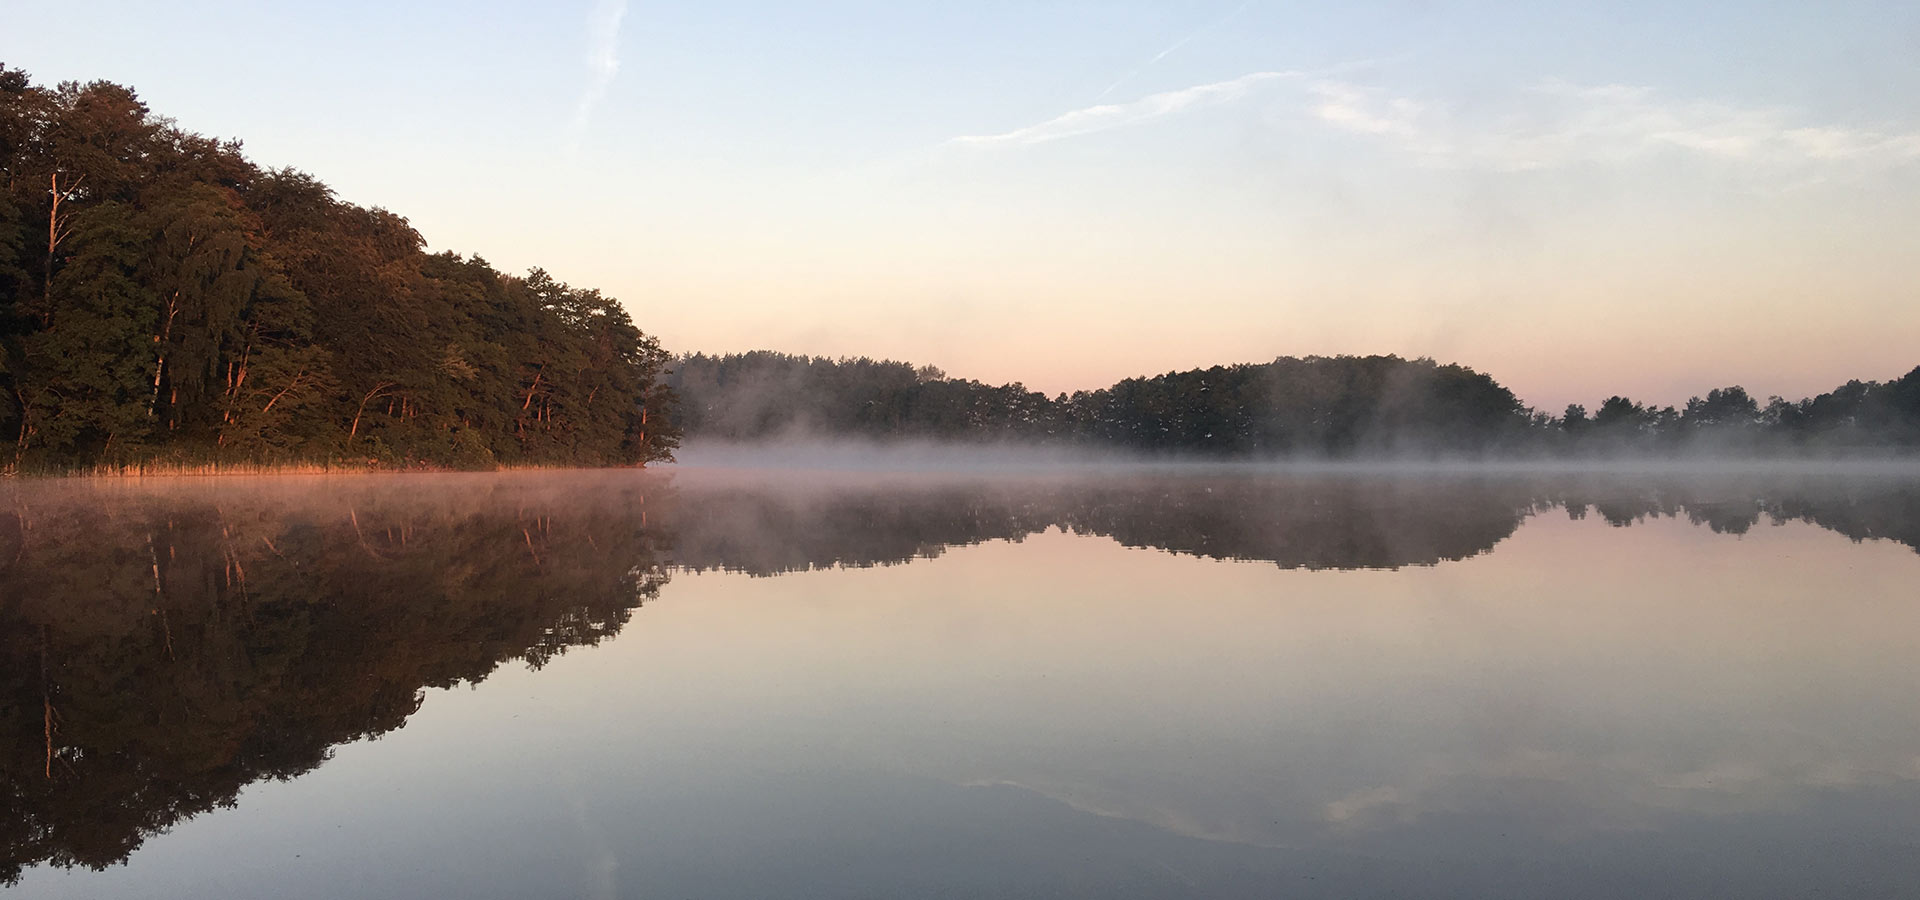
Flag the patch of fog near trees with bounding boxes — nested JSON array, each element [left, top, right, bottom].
[[671, 437, 1150, 473], [669, 352, 1920, 461], [669, 436, 1920, 477]]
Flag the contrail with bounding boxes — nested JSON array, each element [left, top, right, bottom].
[[1095, 0, 1257, 102], [955, 70, 1299, 147], [951, 58, 1379, 150], [570, 0, 629, 153]]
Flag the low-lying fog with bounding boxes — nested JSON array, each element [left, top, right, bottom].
[[6, 462, 1920, 899], [668, 437, 1920, 477]]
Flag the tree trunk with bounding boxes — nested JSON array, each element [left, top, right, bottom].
[[222, 331, 254, 428], [42, 172, 83, 325], [259, 371, 307, 414], [520, 370, 544, 410], [148, 294, 181, 418], [349, 383, 396, 440], [14, 390, 32, 468], [43, 174, 55, 314]]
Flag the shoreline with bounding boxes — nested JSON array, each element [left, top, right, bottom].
[[8, 450, 1920, 481], [1, 461, 656, 481]]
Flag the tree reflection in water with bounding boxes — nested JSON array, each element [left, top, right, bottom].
[[2, 468, 1916, 882]]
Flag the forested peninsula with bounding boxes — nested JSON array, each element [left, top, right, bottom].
[[0, 67, 676, 474]]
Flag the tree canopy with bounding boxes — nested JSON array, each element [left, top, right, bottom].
[[0, 66, 676, 472]]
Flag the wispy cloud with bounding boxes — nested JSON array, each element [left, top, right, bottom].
[[953, 68, 1920, 180], [1094, 0, 1258, 102], [1306, 79, 1920, 173], [1308, 82, 1422, 138], [569, 0, 629, 153], [955, 71, 1299, 148]]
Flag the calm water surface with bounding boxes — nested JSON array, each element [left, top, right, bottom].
[[4, 468, 1919, 898]]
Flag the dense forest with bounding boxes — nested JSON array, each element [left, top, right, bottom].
[[0, 66, 677, 473], [671, 351, 1920, 456]]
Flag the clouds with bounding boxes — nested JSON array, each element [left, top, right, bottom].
[[570, 0, 629, 151], [1306, 78, 1920, 174], [1094, 0, 1259, 102], [953, 71, 1299, 147], [1308, 81, 1423, 138], [956, 68, 1920, 179]]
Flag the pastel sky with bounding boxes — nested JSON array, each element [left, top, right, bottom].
[[9, 0, 1919, 410]]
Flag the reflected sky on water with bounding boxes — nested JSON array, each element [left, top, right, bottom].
[[5, 469, 1919, 898]]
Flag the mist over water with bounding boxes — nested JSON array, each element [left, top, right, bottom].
[[665, 353, 1920, 466], [671, 436, 1920, 477], [6, 8, 1918, 898], [5, 466, 1920, 898], [671, 438, 1132, 473]]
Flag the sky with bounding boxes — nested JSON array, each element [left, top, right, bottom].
[[7, 0, 1919, 411]]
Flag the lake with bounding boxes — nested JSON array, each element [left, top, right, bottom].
[[4, 467, 1919, 898]]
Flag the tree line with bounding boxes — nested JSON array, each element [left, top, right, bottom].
[[0, 66, 677, 473], [672, 352, 1920, 456], [668, 351, 1522, 452]]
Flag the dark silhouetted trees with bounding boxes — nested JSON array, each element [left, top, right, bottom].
[[671, 353, 1533, 456], [668, 351, 1052, 441], [1057, 356, 1528, 455], [1540, 370, 1920, 456], [671, 351, 1920, 458]]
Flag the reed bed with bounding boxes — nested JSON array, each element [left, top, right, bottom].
[[3, 459, 643, 480]]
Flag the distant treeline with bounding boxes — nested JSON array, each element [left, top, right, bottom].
[[0, 67, 677, 473], [671, 351, 1920, 456]]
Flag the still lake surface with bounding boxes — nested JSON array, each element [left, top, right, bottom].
[[4, 467, 1919, 898]]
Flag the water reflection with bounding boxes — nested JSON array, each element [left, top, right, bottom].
[[0, 475, 670, 885], [655, 470, 1920, 573], [2, 469, 1918, 896]]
